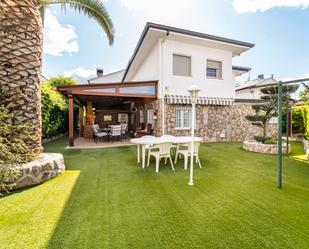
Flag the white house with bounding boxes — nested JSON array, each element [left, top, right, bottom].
[[60, 22, 277, 146], [236, 74, 278, 99]]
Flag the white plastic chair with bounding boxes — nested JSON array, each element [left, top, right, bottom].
[[147, 142, 175, 173], [160, 135, 177, 157], [175, 141, 202, 170]]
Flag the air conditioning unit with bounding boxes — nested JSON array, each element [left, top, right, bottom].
[[132, 107, 137, 113]]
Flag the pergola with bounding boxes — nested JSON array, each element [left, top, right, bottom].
[[57, 81, 158, 147]]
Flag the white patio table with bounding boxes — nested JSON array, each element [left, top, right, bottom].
[[130, 136, 203, 169]]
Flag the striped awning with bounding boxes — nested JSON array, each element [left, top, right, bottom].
[[165, 94, 234, 106]]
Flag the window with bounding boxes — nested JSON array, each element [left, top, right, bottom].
[[206, 60, 222, 79], [147, 109, 155, 128], [173, 54, 191, 76], [139, 110, 144, 123], [175, 107, 195, 129], [103, 115, 112, 121], [118, 113, 128, 124]]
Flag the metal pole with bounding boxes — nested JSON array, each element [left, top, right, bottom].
[[188, 102, 195, 186], [277, 82, 283, 189], [286, 95, 289, 156]]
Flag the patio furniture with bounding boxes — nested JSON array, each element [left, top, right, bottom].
[[130, 136, 203, 169], [175, 141, 202, 170], [147, 142, 174, 173], [121, 123, 128, 138], [110, 125, 122, 142], [160, 134, 177, 152], [135, 123, 152, 137], [92, 125, 108, 143]]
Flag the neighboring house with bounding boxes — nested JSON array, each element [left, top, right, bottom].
[[236, 74, 278, 100], [88, 69, 125, 84], [59, 22, 277, 146], [235, 75, 279, 125]]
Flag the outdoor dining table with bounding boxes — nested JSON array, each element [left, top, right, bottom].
[[130, 136, 203, 169]]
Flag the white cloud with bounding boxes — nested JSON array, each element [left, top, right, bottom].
[[117, 0, 200, 26], [43, 9, 79, 56], [233, 0, 309, 13], [64, 67, 96, 79]]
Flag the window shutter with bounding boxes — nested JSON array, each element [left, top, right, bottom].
[[173, 54, 191, 76], [207, 60, 222, 78]]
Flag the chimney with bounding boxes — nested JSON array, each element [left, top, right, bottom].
[[96, 68, 103, 77], [271, 74, 274, 79], [258, 74, 264, 79]]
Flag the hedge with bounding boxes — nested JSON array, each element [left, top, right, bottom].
[[41, 82, 69, 138], [296, 105, 309, 140], [282, 107, 305, 134]]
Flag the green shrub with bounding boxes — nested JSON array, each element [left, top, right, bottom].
[[264, 139, 277, 144], [0, 164, 21, 194], [0, 106, 37, 163], [282, 107, 304, 134], [41, 82, 68, 138], [41, 77, 78, 139], [0, 105, 35, 193], [48, 76, 76, 87], [254, 136, 271, 143], [286, 106, 309, 140]]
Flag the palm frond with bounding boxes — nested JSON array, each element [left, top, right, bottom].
[[39, 0, 114, 45]]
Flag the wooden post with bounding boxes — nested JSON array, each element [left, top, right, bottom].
[[289, 111, 293, 137], [68, 94, 74, 147], [79, 106, 84, 137]]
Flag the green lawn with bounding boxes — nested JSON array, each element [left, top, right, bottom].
[[1, 139, 309, 249]]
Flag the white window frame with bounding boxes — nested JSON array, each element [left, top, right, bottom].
[[147, 109, 155, 128], [206, 59, 223, 79], [173, 53, 192, 77], [139, 110, 144, 123], [175, 107, 196, 130]]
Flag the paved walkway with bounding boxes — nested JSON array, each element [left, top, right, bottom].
[[66, 137, 133, 149]]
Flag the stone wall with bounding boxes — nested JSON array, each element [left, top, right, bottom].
[[14, 153, 65, 189], [152, 100, 277, 142], [243, 141, 291, 154]]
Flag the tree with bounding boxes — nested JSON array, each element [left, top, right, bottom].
[[0, 0, 114, 158], [299, 85, 309, 104], [47, 76, 76, 87], [246, 84, 299, 143]]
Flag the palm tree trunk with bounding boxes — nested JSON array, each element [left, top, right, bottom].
[[0, 0, 43, 156]]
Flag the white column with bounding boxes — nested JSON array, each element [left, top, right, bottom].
[[188, 102, 195, 186]]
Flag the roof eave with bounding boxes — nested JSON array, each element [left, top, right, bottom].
[[122, 22, 255, 82]]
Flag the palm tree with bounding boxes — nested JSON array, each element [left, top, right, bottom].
[[0, 0, 114, 157]]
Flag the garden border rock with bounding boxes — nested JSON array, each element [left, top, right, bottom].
[[42, 132, 68, 144], [243, 140, 291, 154], [14, 153, 65, 189]]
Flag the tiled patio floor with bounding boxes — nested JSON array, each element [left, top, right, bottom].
[[66, 137, 134, 149]]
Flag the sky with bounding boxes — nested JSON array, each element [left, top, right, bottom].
[[42, 0, 309, 84]]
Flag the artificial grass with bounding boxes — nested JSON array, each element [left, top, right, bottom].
[[1, 139, 309, 249]]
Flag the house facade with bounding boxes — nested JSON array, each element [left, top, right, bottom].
[[112, 23, 276, 141], [58, 22, 277, 146]]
